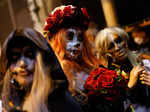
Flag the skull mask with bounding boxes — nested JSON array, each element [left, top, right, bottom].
[[106, 34, 128, 62], [65, 28, 84, 61]]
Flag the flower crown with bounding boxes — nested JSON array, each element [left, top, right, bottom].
[[43, 5, 90, 38]]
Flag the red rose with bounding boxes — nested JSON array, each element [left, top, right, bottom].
[[99, 70, 117, 88], [84, 67, 128, 102], [53, 9, 64, 20], [44, 17, 55, 30], [87, 91, 96, 96], [43, 24, 51, 30], [90, 68, 105, 77], [84, 68, 105, 91], [63, 6, 73, 17], [81, 8, 89, 19], [46, 17, 56, 27], [84, 76, 97, 90], [100, 74, 114, 88]]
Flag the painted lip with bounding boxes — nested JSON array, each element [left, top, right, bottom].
[[67, 49, 81, 55], [118, 51, 126, 57], [116, 49, 127, 57], [19, 70, 30, 76], [72, 50, 80, 55]]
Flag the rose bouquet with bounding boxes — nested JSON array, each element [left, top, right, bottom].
[[84, 67, 128, 102]]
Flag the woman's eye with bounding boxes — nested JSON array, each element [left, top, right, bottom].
[[115, 36, 123, 44], [25, 51, 35, 59], [11, 53, 20, 62], [108, 42, 115, 50], [27, 52, 33, 57]]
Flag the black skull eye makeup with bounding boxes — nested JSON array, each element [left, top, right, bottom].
[[11, 52, 21, 62], [9, 46, 37, 64], [67, 31, 74, 40], [115, 36, 123, 44], [108, 42, 115, 50], [66, 28, 84, 42], [24, 48, 36, 59]]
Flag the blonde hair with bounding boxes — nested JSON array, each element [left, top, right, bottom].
[[1, 51, 52, 112], [95, 27, 129, 60], [23, 52, 52, 112]]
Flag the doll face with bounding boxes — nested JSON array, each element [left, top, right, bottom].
[[106, 34, 128, 62], [132, 31, 147, 45], [9, 45, 36, 87], [65, 28, 84, 60]]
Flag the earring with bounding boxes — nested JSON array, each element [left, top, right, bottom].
[[10, 77, 21, 90], [10, 78, 15, 84]]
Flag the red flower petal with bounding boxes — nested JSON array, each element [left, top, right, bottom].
[[63, 6, 73, 17], [81, 8, 90, 19], [84, 67, 128, 98], [53, 9, 64, 20]]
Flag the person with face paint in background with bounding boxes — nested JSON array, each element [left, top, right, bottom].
[[85, 26, 131, 112], [95, 26, 150, 112], [0, 28, 79, 112], [129, 27, 150, 112], [129, 26, 150, 52], [43, 5, 99, 111], [0, 28, 40, 112], [129, 27, 150, 88]]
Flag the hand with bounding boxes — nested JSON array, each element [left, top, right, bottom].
[[140, 70, 150, 86], [128, 66, 144, 88]]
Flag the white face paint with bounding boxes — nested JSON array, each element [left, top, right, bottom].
[[106, 34, 128, 62], [9, 46, 36, 87], [65, 28, 84, 60]]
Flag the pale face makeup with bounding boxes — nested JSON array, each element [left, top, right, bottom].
[[132, 31, 147, 45], [9, 45, 36, 87], [106, 34, 128, 62], [65, 28, 84, 60]]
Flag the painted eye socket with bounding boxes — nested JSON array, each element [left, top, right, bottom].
[[115, 36, 123, 44], [67, 31, 74, 40], [108, 42, 115, 50], [25, 49, 36, 59], [11, 52, 21, 62]]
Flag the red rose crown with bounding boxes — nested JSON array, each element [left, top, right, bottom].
[[43, 5, 90, 38]]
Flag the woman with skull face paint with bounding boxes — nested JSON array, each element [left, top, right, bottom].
[[0, 28, 77, 112], [94, 26, 150, 112], [43, 5, 99, 111], [83, 26, 131, 112]]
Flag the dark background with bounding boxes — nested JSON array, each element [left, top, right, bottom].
[[62, 0, 150, 29], [1, 0, 150, 44]]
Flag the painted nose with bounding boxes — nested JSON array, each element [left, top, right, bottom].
[[115, 43, 122, 51], [17, 57, 27, 68], [75, 43, 80, 48]]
